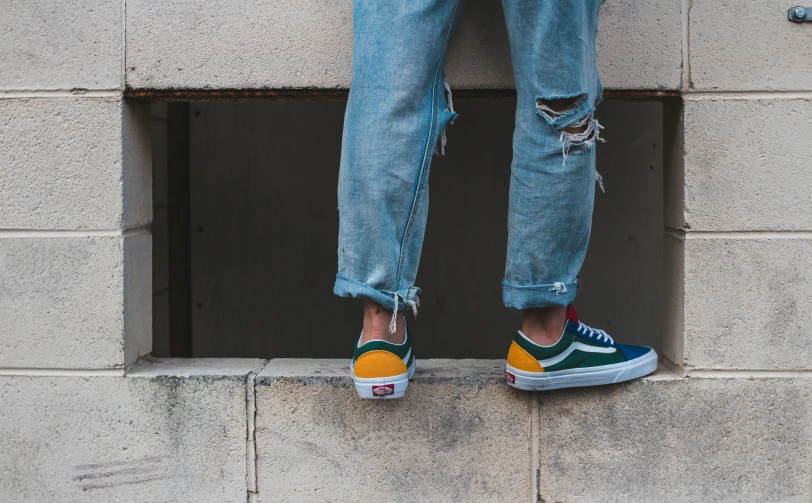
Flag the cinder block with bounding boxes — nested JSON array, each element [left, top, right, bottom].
[[0, 1, 121, 90], [0, 359, 265, 502], [124, 231, 152, 365], [681, 98, 812, 231], [690, 0, 812, 91], [538, 372, 812, 502], [596, 0, 682, 90], [663, 98, 685, 230], [681, 237, 812, 370], [0, 98, 151, 230], [255, 359, 533, 503], [662, 233, 684, 366], [126, 0, 680, 90], [125, 0, 353, 90], [0, 234, 151, 369]]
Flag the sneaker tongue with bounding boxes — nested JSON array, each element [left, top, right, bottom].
[[566, 305, 579, 324]]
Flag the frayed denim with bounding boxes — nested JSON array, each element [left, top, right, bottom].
[[335, 0, 605, 321]]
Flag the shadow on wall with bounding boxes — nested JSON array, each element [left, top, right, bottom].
[[151, 99, 663, 359]]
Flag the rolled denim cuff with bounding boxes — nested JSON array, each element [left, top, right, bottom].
[[334, 274, 421, 313], [501, 279, 578, 310]]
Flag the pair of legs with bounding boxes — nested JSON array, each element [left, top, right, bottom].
[[336, 0, 605, 343]]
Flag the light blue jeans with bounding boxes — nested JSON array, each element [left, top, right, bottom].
[[335, 0, 605, 323]]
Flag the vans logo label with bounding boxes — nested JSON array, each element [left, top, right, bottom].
[[372, 384, 395, 396]]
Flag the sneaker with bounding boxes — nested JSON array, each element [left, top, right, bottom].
[[351, 321, 415, 399], [505, 306, 657, 391]]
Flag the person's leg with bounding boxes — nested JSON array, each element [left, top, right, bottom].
[[500, 0, 658, 391], [500, 0, 604, 341], [336, 0, 463, 341], [337, 0, 464, 398]]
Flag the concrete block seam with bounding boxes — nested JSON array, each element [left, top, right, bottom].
[[0, 228, 149, 239], [683, 90, 812, 100], [681, 0, 691, 90], [0, 90, 122, 98], [121, 0, 127, 91], [531, 393, 540, 503], [246, 371, 258, 503], [665, 229, 812, 240], [663, 357, 812, 378], [685, 369, 812, 378], [0, 368, 125, 376]]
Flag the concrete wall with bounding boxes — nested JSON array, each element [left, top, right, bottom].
[[2, 0, 811, 501], [124, 0, 682, 91]]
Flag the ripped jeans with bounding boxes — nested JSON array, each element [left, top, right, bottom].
[[334, 0, 605, 325]]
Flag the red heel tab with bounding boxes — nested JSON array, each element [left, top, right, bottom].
[[566, 305, 579, 324]]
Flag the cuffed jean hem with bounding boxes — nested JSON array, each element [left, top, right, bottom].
[[334, 274, 422, 313], [502, 280, 578, 310]]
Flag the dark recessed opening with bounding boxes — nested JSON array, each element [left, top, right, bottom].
[[151, 98, 663, 359]]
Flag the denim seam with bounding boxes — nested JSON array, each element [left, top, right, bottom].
[[393, 0, 462, 290], [502, 280, 579, 289], [336, 273, 394, 298]]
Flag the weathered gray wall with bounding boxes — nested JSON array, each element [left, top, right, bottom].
[[2, 0, 812, 500]]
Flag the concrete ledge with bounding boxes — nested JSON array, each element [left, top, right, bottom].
[[1, 359, 810, 502], [258, 358, 505, 382], [128, 357, 267, 377], [255, 359, 533, 503]]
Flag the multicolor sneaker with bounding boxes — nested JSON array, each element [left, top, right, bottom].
[[505, 306, 657, 391], [351, 322, 415, 399]]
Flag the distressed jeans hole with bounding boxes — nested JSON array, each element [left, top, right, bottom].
[[536, 96, 584, 123]]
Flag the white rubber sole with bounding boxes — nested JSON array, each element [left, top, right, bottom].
[[351, 359, 416, 399], [505, 349, 657, 391]]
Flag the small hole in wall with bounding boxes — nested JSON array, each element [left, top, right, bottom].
[[150, 99, 664, 358]]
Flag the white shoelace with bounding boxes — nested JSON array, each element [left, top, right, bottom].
[[575, 321, 614, 345]]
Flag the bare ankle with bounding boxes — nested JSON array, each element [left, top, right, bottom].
[[521, 306, 567, 346], [361, 299, 405, 344]]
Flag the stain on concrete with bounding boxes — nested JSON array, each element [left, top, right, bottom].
[[73, 456, 168, 491]]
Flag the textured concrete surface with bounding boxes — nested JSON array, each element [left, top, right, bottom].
[[662, 234, 685, 366], [0, 234, 150, 369], [126, 0, 681, 90], [596, 0, 682, 90], [0, 359, 260, 502], [0, 98, 151, 230], [682, 237, 812, 370], [1, 358, 809, 502], [690, 0, 812, 91], [128, 357, 267, 377], [682, 98, 812, 231], [0, 0, 121, 90], [662, 99, 686, 366], [663, 98, 685, 231], [123, 232, 152, 366], [538, 374, 812, 502], [255, 359, 533, 503]]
